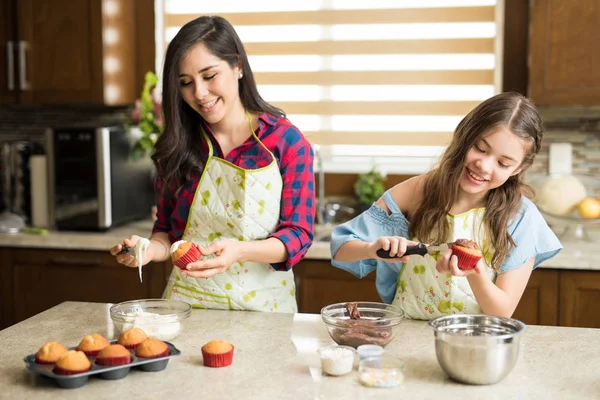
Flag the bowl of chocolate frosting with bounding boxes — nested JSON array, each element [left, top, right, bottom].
[[320, 302, 405, 348]]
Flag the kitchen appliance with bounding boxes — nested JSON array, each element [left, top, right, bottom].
[[46, 126, 155, 231]]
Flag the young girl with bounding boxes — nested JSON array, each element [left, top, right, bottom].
[[330, 92, 562, 319]]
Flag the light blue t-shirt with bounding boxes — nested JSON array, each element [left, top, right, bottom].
[[330, 190, 563, 304]]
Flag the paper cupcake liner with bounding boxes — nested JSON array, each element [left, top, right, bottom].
[[78, 349, 104, 357], [136, 348, 169, 359], [173, 244, 201, 269], [119, 343, 141, 350], [202, 346, 234, 368], [451, 245, 481, 270], [96, 355, 131, 366]]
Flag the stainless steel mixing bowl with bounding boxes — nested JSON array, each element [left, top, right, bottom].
[[429, 314, 526, 385]]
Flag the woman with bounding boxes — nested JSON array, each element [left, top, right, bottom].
[[110, 16, 315, 313]]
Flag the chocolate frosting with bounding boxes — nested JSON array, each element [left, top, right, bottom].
[[454, 238, 478, 250]]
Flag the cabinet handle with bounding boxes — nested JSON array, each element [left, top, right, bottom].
[[18, 41, 29, 91], [6, 41, 14, 91], [49, 257, 104, 267]]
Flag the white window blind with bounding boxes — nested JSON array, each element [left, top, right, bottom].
[[159, 0, 503, 147]]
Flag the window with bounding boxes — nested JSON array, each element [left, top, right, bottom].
[[159, 0, 502, 151]]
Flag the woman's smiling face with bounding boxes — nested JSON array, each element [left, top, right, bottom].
[[178, 42, 242, 125], [459, 126, 527, 199]]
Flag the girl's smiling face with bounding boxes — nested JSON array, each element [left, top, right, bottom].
[[459, 126, 527, 200], [178, 43, 242, 126]]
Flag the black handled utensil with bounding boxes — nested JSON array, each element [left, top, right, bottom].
[[376, 242, 452, 259]]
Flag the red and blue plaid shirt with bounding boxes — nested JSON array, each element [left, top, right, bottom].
[[152, 113, 315, 270]]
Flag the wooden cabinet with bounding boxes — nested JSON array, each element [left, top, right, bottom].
[[0, 248, 172, 330], [0, 0, 138, 105], [512, 269, 559, 326], [529, 0, 600, 106], [559, 270, 600, 328]]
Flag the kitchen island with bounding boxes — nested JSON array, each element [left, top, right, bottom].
[[0, 302, 598, 399]]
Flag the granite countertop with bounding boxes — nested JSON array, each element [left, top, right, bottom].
[[0, 301, 598, 399], [0, 220, 598, 270]]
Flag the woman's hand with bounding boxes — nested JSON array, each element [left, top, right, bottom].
[[183, 240, 242, 278], [435, 248, 484, 276], [369, 236, 417, 262], [109, 235, 154, 268]]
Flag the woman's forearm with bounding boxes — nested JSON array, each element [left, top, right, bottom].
[[333, 239, 373, 262], [238, 237, 288, 264], [149, 232, 171, 262]]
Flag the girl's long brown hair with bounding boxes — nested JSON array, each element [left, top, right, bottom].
[[409, 92, 543, 271], [152, 16, 285, 198]]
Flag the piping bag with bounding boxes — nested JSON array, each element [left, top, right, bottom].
[[121, 238, 150, 282]]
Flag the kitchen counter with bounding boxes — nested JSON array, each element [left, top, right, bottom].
[[0, 301, 598, 399], [0, 220, 598, 270]]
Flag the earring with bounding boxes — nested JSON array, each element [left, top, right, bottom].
[[239, 72, 243, 79]]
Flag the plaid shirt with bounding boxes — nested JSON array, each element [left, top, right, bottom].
[[153, 113, 315, 270]]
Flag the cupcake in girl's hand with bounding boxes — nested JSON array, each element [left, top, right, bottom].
[[53, 350, 91, 375], [201, 340, 234, 368], [135, 338, 169, 359], [77, 333, 110, 356], [170, 240, 201, 269], [451, 239, 482, 270], [117, 327, 148, 349], [35, 341, 68, 364], [96, 344, 131, 366]]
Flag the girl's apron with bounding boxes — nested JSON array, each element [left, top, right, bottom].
[[386, 197, 495, 320], [162, 114, 297, 313]]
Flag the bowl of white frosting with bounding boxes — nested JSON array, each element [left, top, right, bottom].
[[110, 299, 191, 341]]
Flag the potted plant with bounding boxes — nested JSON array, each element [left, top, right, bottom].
[[128, 71, 164, 160], [354, 167, 386, 212]]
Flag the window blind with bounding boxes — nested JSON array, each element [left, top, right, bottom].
[[160, 0, 502, 147]]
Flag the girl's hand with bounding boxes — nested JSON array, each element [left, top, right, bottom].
[[110, 235, 154, 268], [370, 236, 417, 262], [183, 240, 241, 278], [435, 248, 484, 276]]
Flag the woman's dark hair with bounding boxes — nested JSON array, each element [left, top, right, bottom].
[[152, 15, 285, 197], [409, 92, 543, 271]]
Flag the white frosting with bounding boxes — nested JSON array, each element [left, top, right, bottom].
[[170, 240, 186, 254], [134, 238, 151, 283], [114, 311, 182, 341]]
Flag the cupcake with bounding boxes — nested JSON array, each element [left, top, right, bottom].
[[451, 239, 482, 270], [135, 338, 169, 359], [201, 340, 234, 368], [77, 333, 110, 356], [170, 240, 201, 269], [96, 344, 131, 366], [53, 350, 91, 375], [117, 327, 148, 349], [35, 341, 69, 364]]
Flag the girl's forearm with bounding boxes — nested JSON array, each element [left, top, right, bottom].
[[333, 240, 373, 262], [238, 237, 288, 264], [149, 232, 171, 262], [467, 273, 515, 318]]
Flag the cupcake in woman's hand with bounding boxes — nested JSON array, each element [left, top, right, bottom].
[[201, 340, 234, 368], [135, 338, 169, 359], [96, 344, 131, 366], [35, 341, 68, 364], [450, 239, 482, 270], [117, 327, 148, 349], [170, 240, 201, 269], [53, 350, 91, 375], [76, 333, 110, 356]]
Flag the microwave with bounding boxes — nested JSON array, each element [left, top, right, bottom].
[[45, 126, 155, 231]]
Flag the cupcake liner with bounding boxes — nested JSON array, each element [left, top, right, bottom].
[[202, 346, 234, 368], [96, 355, 131, 366], [136, 348, 169, 359], [451, 245, 481, 270], [120, 343, 141, 350], [79, 349, 103, 357], [173, 244, 201, 269]]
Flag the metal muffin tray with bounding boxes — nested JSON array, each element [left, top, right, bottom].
[[23, 341, 181, 389]]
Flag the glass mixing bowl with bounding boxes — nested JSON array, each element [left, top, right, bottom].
[[320, 302, 405, 348], [110, 299, 191, 341]]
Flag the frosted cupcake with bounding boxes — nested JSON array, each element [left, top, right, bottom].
[[170, 240, 201, 269], [451, 239, 482, 270]]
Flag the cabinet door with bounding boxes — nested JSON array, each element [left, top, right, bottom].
[[560, 270, 600, 328], [294, 260, 381, 314], [529, 0, 600, 105], [11, 249, 170, 324], [0, 0, 17, 104], [512, 269, 559, 326]]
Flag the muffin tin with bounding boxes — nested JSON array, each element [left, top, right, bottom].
[[24, 341, 181, 389]]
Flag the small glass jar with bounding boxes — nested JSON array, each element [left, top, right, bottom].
[[356, 344, 384, 362], [317, 345, 355, 376], [359, 354, 404, 388]]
